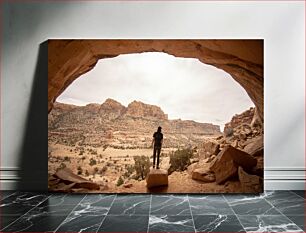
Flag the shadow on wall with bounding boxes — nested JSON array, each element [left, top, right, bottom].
[[17, 41, 48, 190]]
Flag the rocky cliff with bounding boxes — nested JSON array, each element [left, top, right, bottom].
[[48, 99, 221, 148], [224, 107, 255, 133]]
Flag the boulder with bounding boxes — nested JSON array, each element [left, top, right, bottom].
[[187, 163, 199, 175], [238, 167, 263, 192], [123, 183, 133, 188], [54, 167, 100, 190], [146, 168, 168, 189], [192, 168, 215, 183], [243, 135, 263, 157], [209, 145, 257, 184], [200, 140, 220, 158]]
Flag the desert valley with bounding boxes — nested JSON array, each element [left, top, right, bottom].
[[48, 99, 263, 193]]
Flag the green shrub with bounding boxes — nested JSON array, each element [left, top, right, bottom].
[[100, 166, 107, 174], [77, 166, 83, 175], [133, 155, 150, 180], [89, 158, 97, 166], [123, 164, 135, 178], [117, 176, 124, 186], [169, 148, 193, 174]]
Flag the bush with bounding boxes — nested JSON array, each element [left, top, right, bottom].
[[89, 158, 97, 166], [123, 164, 135, 178], [133, 155, 150, 180], [169, 148, 193, 174], [85, 170, 89, 176], [96, 166, 108, 175], [117, 176, 124, 186], [77, 166, 83, 175]]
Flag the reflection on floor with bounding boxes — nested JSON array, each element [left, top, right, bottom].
[[0, 190, 304, 232]]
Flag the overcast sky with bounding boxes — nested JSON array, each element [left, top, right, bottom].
[[57, 52, 254, 129]]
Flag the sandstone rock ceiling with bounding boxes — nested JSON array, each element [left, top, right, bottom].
[[48, 40, 263, 122]]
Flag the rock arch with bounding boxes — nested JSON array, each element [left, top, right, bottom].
[[48, 39, 263, 121]]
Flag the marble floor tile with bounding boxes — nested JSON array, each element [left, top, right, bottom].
[[55, 213, 105, 232], [224, 193, 265, 202], [264, 191, 305, 215], [0, 192, 49, 216], [193, 215, 245, 232], [47, 193, 86, 205], [0, 191, 16, 201], [27, 203, 80, 216], [151, 195, 191, 216], [98, 215, 149, 232], [73, 194, 115, 215], [285, 215, 305, 230], [2, 214, 67, 232], [291, 190, 305, 199], [238, 215, 303, 233], [108, 195, 150, 215], [149, 215, 195, 232], [0, 215, 23, 231], [189, 195, 234, 215], [224, 194, 281, 215]]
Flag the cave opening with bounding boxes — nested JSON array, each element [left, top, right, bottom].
[[48, 40, 263, 193]]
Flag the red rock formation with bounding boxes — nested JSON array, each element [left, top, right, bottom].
[[224, 107, 255, 133], [125, 100, 168, 120], [99, 98, 126, 120], [48, 99, 221, 148]]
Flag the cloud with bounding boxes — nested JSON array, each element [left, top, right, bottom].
[[57, 52, 254, 127]]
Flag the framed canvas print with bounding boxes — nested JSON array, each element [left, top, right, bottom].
[[48, 39, 263, 193]]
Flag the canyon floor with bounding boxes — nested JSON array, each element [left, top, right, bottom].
[[48, 100, 263, 194]]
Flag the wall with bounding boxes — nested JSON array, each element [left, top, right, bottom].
[[0, 1, 304, 190]]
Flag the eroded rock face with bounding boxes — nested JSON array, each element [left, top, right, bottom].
[[99, 98, 126, 120], [49, 99, 221, 148], [125, 100, 168, 120], [224, 107, 255, 134], [48, 40, 263, 122]]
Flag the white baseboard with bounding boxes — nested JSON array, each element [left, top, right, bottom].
[[264, 167, 305, 190], [0, 167, 305, 190]]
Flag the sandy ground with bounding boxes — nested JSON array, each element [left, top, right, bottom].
[[48, 142, 261, 194]]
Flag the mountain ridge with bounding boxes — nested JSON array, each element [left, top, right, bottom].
[[49, 99, 221, 148]]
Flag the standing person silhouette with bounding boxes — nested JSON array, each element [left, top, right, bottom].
[[152, 126, 163, 169]]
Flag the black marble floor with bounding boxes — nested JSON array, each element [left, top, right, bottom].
[[0, 190, 304, 232]]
